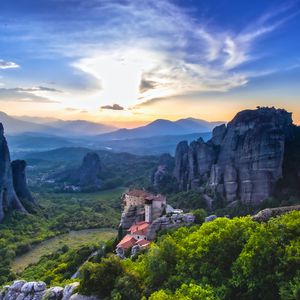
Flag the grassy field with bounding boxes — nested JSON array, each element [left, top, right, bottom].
[[12, 228, 117, 274], [0, 187, 127, 285]]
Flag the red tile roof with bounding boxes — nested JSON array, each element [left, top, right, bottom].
[[135, 239, 151, 247], [128, 222, 150, 235], [117, 234, 137, 250], [117, 234, 151, 250]]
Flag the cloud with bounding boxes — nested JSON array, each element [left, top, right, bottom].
[[2, 0, 298, 109], [0, 88, 60, 103], [11, 86, 62, 93], [139, 79, 158, 93], [68, 0, 298, 108], [0, 60, 19, 69], [100, 104, 124, 110]]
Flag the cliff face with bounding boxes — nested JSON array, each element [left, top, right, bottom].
[[11, 160, 35, 204], [0, 123, 26, 221], [174, 108, 295, 205]]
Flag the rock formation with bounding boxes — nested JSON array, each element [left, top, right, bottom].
[[55, 152, 102, 191], [151, 153, 175, 187], [76, 152, 102, 187], [11, 160, 35, 204], [147, 213, 195, 240], [0, 123, 26, 221], [251, 205, 300, 222], [174, 107, 297, 205], [0, 281, 94, 300]]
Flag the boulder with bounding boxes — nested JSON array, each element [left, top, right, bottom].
[[0, 281, 82, 300], [62, 283, 79, 300], [205, 215, 217, 222]]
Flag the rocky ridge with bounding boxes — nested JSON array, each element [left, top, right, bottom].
[[173, 107, 298, 205]]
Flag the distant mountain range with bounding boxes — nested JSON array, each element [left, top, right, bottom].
[[1, 111, 223, 155], [0, 111, 224, 138], [0, 111, 116, 136], [96, 118, 223, 140]]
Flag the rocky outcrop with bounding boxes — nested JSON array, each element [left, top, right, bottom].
[[0, 123, 26, 221], [151, 154, 175, 187], [76, 152, 102, 187], [251, 205, 300, 222], [120, 204, 145, 230], [147, 213, 195, 240], [0, 281, 82, 300], [173, 141, 190, 190], [11, 160, 35, 204], [174, 107, 296, 205], [55, 152, 102, 191]]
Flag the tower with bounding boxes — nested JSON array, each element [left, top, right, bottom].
[[145, 199, 152, 223]]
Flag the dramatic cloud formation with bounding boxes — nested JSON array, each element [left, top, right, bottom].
[[100, 104, 124, 111], [68, 0, 299, 107], [0, 0, 299, 121], [0, 60, 19, 69]]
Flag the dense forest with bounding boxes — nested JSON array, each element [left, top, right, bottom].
[[78, 211, 300, 300]]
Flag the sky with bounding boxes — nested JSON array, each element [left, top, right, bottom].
[[0, 0, 300, 127]]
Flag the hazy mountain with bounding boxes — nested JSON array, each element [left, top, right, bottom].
[[96, 118, 223, 140], [14, 115, 60, 124], [46, 120, 117, 136], [0, 111, 54, 134], [175, 117, 223, 132], [92, 132, 212, 155], [0, 112, 117, 136]]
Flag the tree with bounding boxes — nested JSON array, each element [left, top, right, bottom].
[[79, 255, 123, 298]]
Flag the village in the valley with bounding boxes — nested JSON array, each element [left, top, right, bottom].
[[116, 189, 195, 258]]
